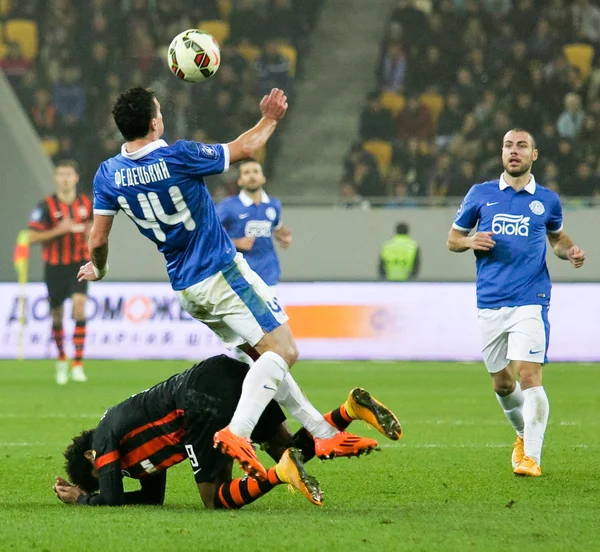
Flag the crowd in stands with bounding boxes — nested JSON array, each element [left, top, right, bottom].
[[0, 0, 322, 193], [343, 0, 600, 205]]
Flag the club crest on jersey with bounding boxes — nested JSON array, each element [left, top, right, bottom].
[[265, 207, 277, 221], [529, 200, 545, 216], [492, 213, 530, 236], [200, 144, 217, 159]]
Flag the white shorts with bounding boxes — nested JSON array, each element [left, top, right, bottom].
[[477, 305, 550, 374], [175, 253, 289, 349]]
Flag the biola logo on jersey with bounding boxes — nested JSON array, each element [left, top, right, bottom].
[[492, 213, 530, 236]]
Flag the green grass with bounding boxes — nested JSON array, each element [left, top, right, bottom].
[[1, 360, 599, 551]]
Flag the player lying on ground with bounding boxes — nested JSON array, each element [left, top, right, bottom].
[[78, 86, 378, 479], [53, 355, 402, 508]]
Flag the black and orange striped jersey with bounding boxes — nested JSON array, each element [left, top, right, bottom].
[[28, 193, 92, 265], [76, 356, 285, 506]]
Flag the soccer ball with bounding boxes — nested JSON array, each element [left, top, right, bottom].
[[167, 29, 220, 83]]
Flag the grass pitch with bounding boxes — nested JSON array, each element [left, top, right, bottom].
[[0, 360, 598, 551]]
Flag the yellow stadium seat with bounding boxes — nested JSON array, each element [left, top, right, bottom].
[[363, 140, 393, 173], [379, 92, 405, 115], [0, 42, 7, 60], [41, 138, 59, 157], [563, 43, 595, 81], [217, 0, 232, 20], [254, 146, 266, 165], [199, 20, 230, 45], [5, 20, 38, 60], [419, 92, 444, 125], [238, 44, 261, 63], [277, 44, 297, 77]]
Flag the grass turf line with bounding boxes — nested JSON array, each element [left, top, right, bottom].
[[0, 360, 598, 551]]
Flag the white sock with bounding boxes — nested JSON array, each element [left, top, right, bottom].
[[495, 381, 524, 437], [522, 386, 550, 465], [228, 351, 288, 438], [274, 373, 338, 439]]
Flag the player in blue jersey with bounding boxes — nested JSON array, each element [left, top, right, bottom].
[[217, 160, 291, 291], [77, 86, 378, 481], [447, 128, 585, 477]]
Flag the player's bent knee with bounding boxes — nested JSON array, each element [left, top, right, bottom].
[[493, 381, 515, 396]]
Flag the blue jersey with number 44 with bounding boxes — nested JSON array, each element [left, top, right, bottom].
[[453, 175, 563, 309], [93, 139, 235, 290]]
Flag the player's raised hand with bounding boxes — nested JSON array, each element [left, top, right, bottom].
[[469, 232, 496, 251], [77, 261, 100, 282], [567, 245, 585, 268], [260, 88, 288, 121]]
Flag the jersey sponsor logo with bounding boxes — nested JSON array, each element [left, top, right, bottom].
[[491, 213, 530, 236], [30, 208, 43, 222], [245, 220, 272, 238], [529, 200, 545, 215], [265, 207, 277, 221], [200, 144, 217, 159]]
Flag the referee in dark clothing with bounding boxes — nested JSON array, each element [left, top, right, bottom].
[[28, 160, 92, 385]]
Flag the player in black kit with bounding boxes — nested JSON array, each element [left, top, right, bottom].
[[54, 355, 401, 509]]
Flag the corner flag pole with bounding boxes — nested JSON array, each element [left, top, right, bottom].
[[13, 230, 30, 361]]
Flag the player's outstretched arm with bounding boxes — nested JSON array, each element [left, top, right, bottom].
[[447, 227, 495, 252], [274, 225, 292, 249], [227, 88, 288, 164], [78, 215, 114, 282], [547, 230, 586, 268]]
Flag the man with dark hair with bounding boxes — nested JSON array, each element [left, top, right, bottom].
[[77, 86, 378, 481], [28, 160, 92, 384], [447, 128, 585, 477], [379, 222, 420, 281], [53, 355, 402, 509]]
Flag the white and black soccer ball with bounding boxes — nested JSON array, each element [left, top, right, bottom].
[[167, 29, 220, 83]]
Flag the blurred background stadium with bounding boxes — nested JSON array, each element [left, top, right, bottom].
[[0, 0, 598, 362]]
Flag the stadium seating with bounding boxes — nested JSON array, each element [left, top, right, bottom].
[[4, 20, 38, 60], [379, 92, 405, 115], [217, 0, 232, 20], [419, 92, 444, 126], [563, 43, 594, 82], [238, 44, 261, 63], [277, 44, 297, 78], [199, 20, 230, 46], [363, 140, 393, 173]]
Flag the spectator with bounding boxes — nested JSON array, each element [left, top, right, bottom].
[[512, 0, 538, 35], [339, 181, 369, 209], [513, 92, 542, 132], [359, 93, 396, 141], [352, 159, 386, 198], [52, 67, 85, 127], [255, 39, 293, 98], [572, 0, 600, 45], [30, 88, 57, 136], [396, 95, 434, 140], [391, 0, 429, 49], [529, 18, 557, 63], [463, 17, 487, 51], [0, 42, 33, 90], [473, 89, 497, 126], [556, 138, 578, 176], [448, 113, 481, 161], [230, 0, 265, 45], [544, 0, 572, 37], [378, 43, 407, 93], [437, 91, 465, 142], [557, 92, 585, 138], [537, 120, 560, 159], [409, 45, 449, 94], [566, 162, 600, 196], [454, 67, 478, 111]]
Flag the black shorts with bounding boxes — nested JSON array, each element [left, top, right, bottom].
[[181, 355, 286, 484], [44, 264, 88, 309]]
